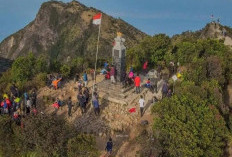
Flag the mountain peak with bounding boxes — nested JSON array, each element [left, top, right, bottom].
[[0, 0, 146, 60]]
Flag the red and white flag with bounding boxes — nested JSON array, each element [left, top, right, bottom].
[[93, 13, 102, 25]]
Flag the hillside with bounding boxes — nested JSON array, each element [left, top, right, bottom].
[[0, 1, 146, 61], [172, 22, 232, 47]]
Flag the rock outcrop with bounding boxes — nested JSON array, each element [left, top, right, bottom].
[[0, 1, 147, 61]]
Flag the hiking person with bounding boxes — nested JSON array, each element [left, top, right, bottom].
[[13, 97, 21, 112], [31, 89, 37, 108], [78, 92, 86, 114], [105, 138, 113, 156], [128, 71, 134, 79], [139, 95, 145, 117], [143, 61, 148, 74], [26, 98, 32, 115], [56, 98, 62, 107], [104, 61, 108, 69], [105, 71, 110, 80], [3, 97, 12, 115], [52, 77, 62, 90], [110, 66, 116, 84], [23, 92, 29, 114], [92, 92, 100, 116], [83, 71, 88, 87], [162, 82, 168, 99], [32, 108, 37, 116], [13, 112, 21, 126], [169, 61, 175, 76], [77, 81, 83, 93], [83, 87, 89, 104], [134, 74, 141, 94], [1, 100, 8, 114], [90, 69, 95, 81], [67, 97, 72, 117], [74, 73, 79, 82]]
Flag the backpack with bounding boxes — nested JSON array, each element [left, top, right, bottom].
[[3, 101, 7, 109]]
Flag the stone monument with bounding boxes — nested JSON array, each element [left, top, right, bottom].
[[112, 32, 126, 82]]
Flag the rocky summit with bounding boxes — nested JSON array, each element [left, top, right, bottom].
[[0, 1, 146, 61]]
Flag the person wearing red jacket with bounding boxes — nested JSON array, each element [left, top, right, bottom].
[[143, 61, 148, 74], [134, 74, 141, 94]]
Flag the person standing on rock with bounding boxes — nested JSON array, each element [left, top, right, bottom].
[[83, 87, 90, 105], [26, 97, 32, 115], [90, 69, 95, 81], [83, 71, 88, 87], [162, 81, 168, 99], [78, 92, 86, 114], [67, 97, 72, 117], [139, 95, 145, 117], [105, 137, 113, 156], [134, 74, 141, 94], [92, 92, 100, 116], [143, 61, 148, 74]]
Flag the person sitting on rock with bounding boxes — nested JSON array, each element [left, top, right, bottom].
[[52, 100, 59, 112], [105, 71, 110, 80], [145, 78, 151, 88]]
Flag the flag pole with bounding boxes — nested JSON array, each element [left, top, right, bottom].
[[92, 13, 102, 98]]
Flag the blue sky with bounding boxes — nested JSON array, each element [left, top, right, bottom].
[[0, 0, 232, 42]]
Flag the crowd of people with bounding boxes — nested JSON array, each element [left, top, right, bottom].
[[0, 60, 180, 155], [0, 84, 38, 126]]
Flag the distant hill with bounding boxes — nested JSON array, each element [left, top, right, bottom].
[[0, 1, 147, 61], [172, 22, 232, 47]]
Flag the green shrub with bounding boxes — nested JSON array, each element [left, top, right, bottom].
[[152, 93, 229, 157], [67, 134, 99, 157], [60, 64, 71, 78]]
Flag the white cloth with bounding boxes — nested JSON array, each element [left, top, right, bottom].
[[110, 76, 115, 83], [84, 81, 88, 87], [139, 98, 145, 108], [26, 100, 32, 107]]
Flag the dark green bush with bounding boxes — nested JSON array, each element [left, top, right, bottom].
[[152, 93, 229, 157]]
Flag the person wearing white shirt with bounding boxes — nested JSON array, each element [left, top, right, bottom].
[[139, 95, 145, 117]]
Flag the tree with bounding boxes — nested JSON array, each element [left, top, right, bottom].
[[67, 134, 99, 157], [19, 115, 72, 156], [60, 64, 71, 78], [152, 93, 228, 157]]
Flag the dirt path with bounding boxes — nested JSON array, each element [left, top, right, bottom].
[[36, 74, 160, 156]]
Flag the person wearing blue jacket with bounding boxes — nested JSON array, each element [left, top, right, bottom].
[[105, 138, 113, 156], [83, 71, 88, 87], [92, 92, 100, 116]]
